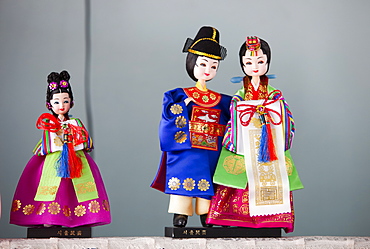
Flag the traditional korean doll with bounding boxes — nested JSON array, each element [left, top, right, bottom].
[[206, 36, 303, 233], [151, 26, 231, 227], [10, 71, 111, 227]]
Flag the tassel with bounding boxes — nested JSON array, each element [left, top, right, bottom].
[[258, 114, 278, 163], [258, 123, 270, 163], [265, 122, 278, 161], [56, 143, 70, 178], [68, 142, 82, 178]]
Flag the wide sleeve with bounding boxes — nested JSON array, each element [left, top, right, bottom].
[[159, 88, 192, 152]]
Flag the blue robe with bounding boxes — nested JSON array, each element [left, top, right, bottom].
[[151, 87, 231, 199]]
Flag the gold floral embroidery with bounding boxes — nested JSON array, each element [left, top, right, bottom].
[[175, 116, 187, 128], [75, 182, 97, 195], [251, 117, 261, 128], [36, 186, 57, 196], [210, 93, 216, 100], [63, 205, 71, 217], [36, 203, 46, 215], [168, 177, 181, 190], [202, 95, 209, 103], [223, 154, 246, 175], [183, 178, 195, 191], [193, 92, 200, 99], [74, 205, 86, 217], [54, 136, 63, 147], [88, 200, 100, 213], [197, 179, 210, 191], [170, 104, 183, 114], [12, 200, 21, 212], [102, 200, 110, 211], [174, 131, 187, 144], [48, 202, 60, 215], [23, 204, 35, 215], [285, 156, 293, 176]]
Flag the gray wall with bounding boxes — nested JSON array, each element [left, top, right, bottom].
[[1, 0, 370, 238]]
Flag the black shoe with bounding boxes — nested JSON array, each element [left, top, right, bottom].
[[200, 214, 213, 227], [173, 214, 188, 227]]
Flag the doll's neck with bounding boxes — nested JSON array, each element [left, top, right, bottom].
[[58, 114, 66, 122], [196, 80, 207, 91], [251, 76, 260, 91]]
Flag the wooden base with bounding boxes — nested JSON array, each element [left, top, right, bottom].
[[27, 227, 91, 238], [165, 227, 281, 238]]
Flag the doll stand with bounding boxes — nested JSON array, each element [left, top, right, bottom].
[[165, 227, 281, 238], [27, 227, 91, 238]]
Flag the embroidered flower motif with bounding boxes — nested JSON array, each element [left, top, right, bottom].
[[174, 131, 187, 144], [197, 179, 210, 191], [36, 203, 46, 215], [88, 200, 100, 213], [63, 205, 71, 217], [48, 82, 58, 90], [170, 104, 183, 115], [168, 177, 181, 190], [251, 117, 261, 128], [59, 80, 69, 88], [285, 156, 293, 176], [12, 200, 21, 212], [202, 95, 209, 103], [54, 136, 63, 147], [102, 200, 110, 211], [193, 92, 200, 99], [210, 93, 216, 100], [23, 204, 35, 215], [74, 205, 86, 217], [48, 202, 61, 215], [183, 178, 195, 191], [223, 154, 246, 175], [175, 116, 187, 128]]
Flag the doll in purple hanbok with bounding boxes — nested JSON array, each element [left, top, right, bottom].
[[10, 71, 111, 227]]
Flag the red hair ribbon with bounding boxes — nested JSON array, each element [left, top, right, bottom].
[[236, 90, 283, 162]]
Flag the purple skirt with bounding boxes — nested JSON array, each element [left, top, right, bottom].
[[10, 153, 111, 227]]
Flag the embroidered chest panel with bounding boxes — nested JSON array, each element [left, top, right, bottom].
[[189, 106, 225, 151], [184, 87, 221, 107]]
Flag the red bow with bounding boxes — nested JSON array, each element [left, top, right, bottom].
[[236, 90, 283, 127], [36, 113, 88, 146]]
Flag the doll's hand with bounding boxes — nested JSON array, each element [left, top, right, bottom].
[[184, 97, 194, 106]]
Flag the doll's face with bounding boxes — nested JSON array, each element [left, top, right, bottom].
[[242, 49, 268, 77], [50, 92, 71, 115], [193, 56, 219, 82]]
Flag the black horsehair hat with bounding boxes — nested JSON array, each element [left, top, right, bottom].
[[182, 26, 227, 60]]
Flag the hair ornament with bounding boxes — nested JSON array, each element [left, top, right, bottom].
[[46, 102, 52, 110], [49, 82, 58, 90], [246, 36, 261, 56], [59, 80, 69, 88]]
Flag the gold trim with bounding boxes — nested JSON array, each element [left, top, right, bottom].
[[190, 38, 218, 49], [212, 27, 216, 39], [187, 49, 221, 60]]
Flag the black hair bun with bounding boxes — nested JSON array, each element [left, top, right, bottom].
[[47, 72, 60, 83], [60, 70, 70, 81]]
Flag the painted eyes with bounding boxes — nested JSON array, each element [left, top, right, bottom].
[[244, 60, 265, 66], [211, 65, 217, 70], [200, 63, 206, 67], [52, 100, 69, 105]]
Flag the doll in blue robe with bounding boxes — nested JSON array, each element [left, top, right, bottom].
[[151, 26, 231, 227]]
